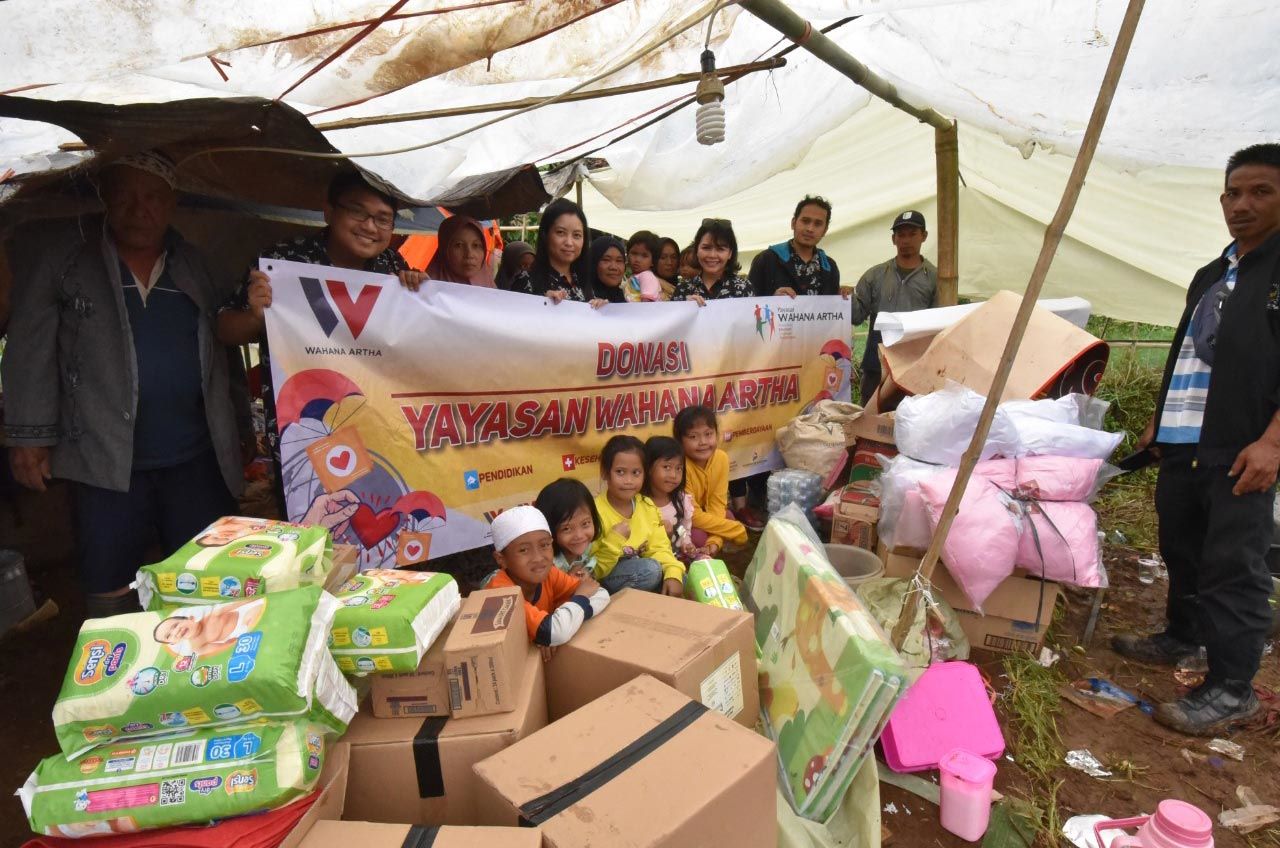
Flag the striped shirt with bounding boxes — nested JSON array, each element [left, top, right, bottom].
[[1157, 245, 1239, 444]]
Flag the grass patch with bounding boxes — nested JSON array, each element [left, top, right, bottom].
[[1092, 342, 1166, 550], [1001, 653, 1071, 846]]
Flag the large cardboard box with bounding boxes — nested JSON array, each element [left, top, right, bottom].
[[879, 543, 1060, 655], [444, 586, 527, 718], [474, 675, 776, 848], [371, 621, 453, 719], [844, 410, 896, 446], [882, 290, 1109, 400], [343, 646, 547, 826], [279, 742, 351, 848], [545, 589, 758, 727], [301, 820, 541, 848]]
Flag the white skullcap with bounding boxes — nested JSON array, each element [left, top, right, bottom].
[[110, 150, 177, 189], [491, 505, 550, 552]]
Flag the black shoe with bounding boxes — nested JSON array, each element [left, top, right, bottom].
[[1111, 631, 1200, 667], [1154, 679, 1260, 736]]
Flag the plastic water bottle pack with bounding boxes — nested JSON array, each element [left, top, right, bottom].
[[767, 469, 824, 527]]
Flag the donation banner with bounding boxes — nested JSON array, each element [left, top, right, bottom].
[[263, 259, 851, 565]]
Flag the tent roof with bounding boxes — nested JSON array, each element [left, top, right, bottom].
[[0, 0, 1274, 321]]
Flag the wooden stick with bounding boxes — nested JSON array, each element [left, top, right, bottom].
[[890, 0, 1147, 650], [934, 122, 960, 305], [312, 57, 786, 131]]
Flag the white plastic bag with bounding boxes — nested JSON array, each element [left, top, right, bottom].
[[894, 383, 1020, 466], [876, 455, 944, 550], [1010, 416, 1123, 460]]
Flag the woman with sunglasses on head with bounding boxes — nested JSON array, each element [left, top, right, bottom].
[[672, 218, 753, 306], [512, 198, 607, 307]]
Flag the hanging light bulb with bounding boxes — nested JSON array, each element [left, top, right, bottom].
[[695, 48, 726, 146]]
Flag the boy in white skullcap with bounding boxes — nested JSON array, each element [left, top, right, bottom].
[[487, 505, 610, 656]]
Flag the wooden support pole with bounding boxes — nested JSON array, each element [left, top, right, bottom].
[[890, 0, 1146, 650], [935, 121, 960, 306], [311, 57, 787, 132], [739, 0, 951, 130]]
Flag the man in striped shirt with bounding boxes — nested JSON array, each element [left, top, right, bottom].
[[1113, 144, 1280, 736]]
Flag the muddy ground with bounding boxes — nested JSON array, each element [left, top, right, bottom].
[[3, 481, 1277, 847]]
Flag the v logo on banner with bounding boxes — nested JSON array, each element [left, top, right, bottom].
[[300, 276, 382, 340]]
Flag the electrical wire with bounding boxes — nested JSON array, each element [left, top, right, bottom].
[[176, 1, 726, 169]]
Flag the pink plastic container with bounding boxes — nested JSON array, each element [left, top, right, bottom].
[[939, 748, 997, 842], [881, 661, 1005, 772], [1093, 800, 1214, 848]]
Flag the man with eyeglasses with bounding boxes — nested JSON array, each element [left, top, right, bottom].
[[1111, 144, 1280, 736], [217, 172, 425, 510]]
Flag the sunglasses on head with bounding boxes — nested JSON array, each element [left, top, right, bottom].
[[701, 217, 731, 227]]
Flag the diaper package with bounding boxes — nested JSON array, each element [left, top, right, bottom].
[[53, 585, 356, 758], [328, 569, 460, 675], [21, 720, 329, 838], [136, 517, 332, 611], [683, 559, 744, 611]]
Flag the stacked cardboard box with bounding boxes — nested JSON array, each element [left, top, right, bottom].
[[474, 675, 777, 848], [544, 589, 758, 727], [279, 586, 779, 846], [879, 542, 1060, 655], [301, 820, 541, 848]]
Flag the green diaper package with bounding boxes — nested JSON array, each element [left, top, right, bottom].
[[683, 558, 744, 611], [136, 517, 332, 611], [329, 569, 460, 675], [53, 585, 356, 759], [21, 720, 329, 838]]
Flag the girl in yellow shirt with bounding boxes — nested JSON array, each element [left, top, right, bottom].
[[591, 436, 686, 596], [674, 405, 749, 556]]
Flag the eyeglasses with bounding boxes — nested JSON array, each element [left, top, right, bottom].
[[701, 217, 731, 227], [337, 202, 395, 231]]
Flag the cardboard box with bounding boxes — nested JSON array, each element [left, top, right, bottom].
[[324, 543, 360, 593], [278, 742, 350, 848], [844, 410, 896, 446], [883, 290, 1109, 400], [371, 621, 454, 719], [545, 589, 758, 727], [300, 820, 541, 848], [831, 499, 878, 550], [474, 675, 776, 848], [879, 543, 1060, 655], [444, 586, 528, 718], [343, 646, 547, 826]]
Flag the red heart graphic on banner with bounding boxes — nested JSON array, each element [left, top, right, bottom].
[[405, 541, 423, 560], [329, 449, 354, 473], [350, 505, 400, 548]]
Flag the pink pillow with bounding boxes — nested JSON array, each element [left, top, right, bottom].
[[918, 475, 1020, 609], [1015, 501, 1105, 587]]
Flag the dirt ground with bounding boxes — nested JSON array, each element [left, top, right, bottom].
[[3, 484, 1277, 847]]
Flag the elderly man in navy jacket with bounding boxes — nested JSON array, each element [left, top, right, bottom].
[[1114, 144, 1280, 735]]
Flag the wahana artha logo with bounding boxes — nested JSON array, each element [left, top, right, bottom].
[[301, 277, 384, 355]]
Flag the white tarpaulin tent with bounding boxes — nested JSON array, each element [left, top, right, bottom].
[[1, 0, 1275, 324]]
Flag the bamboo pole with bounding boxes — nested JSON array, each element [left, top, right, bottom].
[[890, 0, 1147, 650], [935, 122, 960, 306], [311, 57, 786, 132], [739, 0, 951, 131]]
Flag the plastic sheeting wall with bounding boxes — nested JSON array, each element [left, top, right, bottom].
[[584, 100, 1226, 326]]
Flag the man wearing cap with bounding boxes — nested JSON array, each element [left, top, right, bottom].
[[3, 151, 243, 617], [844, 210, 938, 403]]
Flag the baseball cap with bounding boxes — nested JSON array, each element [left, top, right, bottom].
[[891, 210, 926, 230]]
